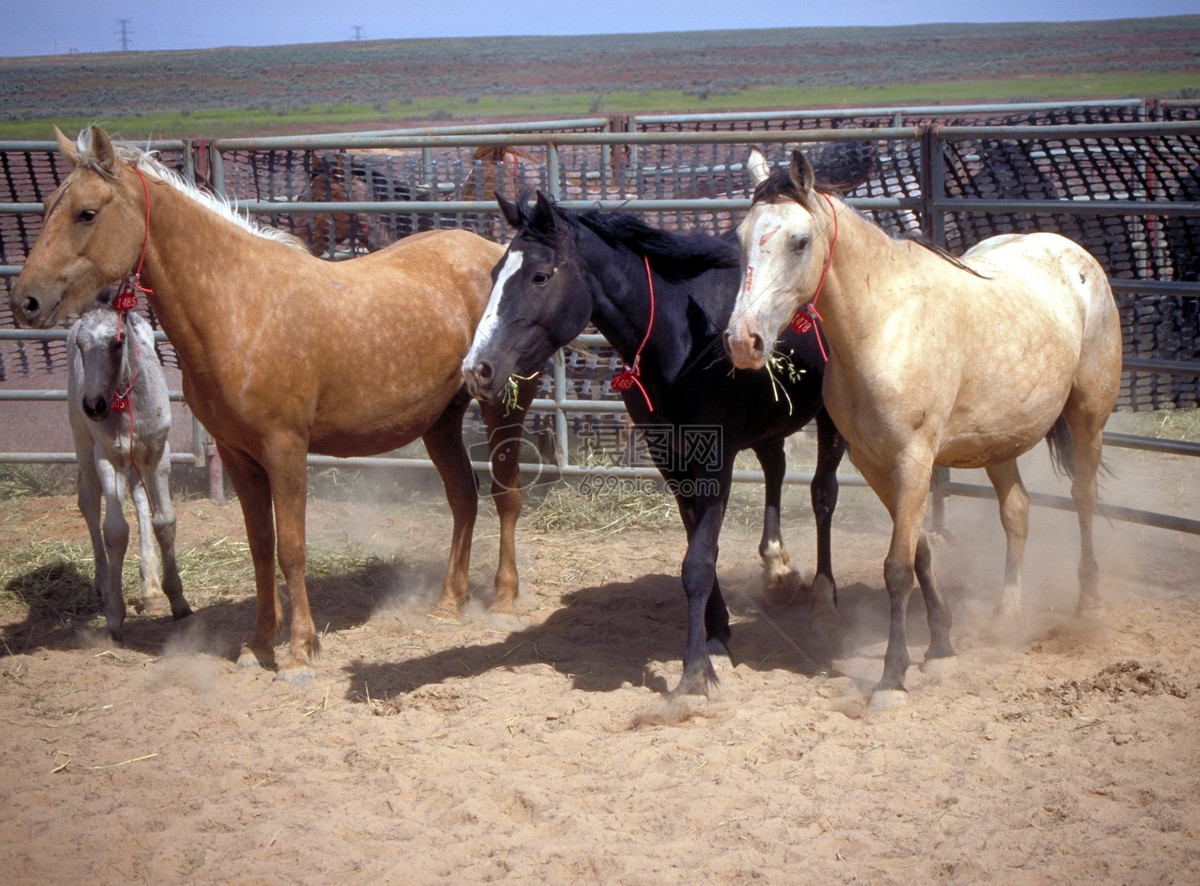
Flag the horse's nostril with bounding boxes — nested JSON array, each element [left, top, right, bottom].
[[475, 361, 493, 382], [82, 396, 108, 421], [751, 333, 765, 356]]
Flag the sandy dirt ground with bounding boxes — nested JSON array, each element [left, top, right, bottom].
[[1, 439, 1199, 885]]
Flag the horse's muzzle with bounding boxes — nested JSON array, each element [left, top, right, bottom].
[[723, 327, 767, 371], [462, 357, 497, 401], [82, 394, 110, 422]]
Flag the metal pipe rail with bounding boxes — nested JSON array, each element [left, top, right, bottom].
[[3, 112, 1200, 539]]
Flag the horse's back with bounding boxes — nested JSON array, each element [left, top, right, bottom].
[[358, 228, 504, 318]]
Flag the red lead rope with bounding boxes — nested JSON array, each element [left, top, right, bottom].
[[109, 162, 155, 513], [788, 191, 839, 362], [609, 255, 656, 413]]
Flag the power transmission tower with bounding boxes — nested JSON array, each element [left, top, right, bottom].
[[116, 19, 132, 52], [352, 26, 364, 41]]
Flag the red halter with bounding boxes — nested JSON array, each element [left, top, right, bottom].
[[609, 255, 656, 413], [788, 192, 839, 362], [112, 163, 155, 334]]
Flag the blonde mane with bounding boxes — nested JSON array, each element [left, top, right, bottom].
[[73, 128, 308, 252]]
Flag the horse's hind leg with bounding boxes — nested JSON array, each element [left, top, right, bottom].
[[143, 445, 190, 621], [985, 459, 1029, 617], [809, 408, 845, 625], [1065, 413, 1108, 616], [423, 388, 478, 618], [478, 377, 536, 613]]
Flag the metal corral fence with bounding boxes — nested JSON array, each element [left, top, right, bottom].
[[2, 100, 1199, 535]]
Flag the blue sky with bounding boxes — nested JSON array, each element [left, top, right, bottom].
[[2, 0, 1198, 57]]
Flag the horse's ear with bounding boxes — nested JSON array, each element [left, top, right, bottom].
[[747, 148, 770, 187], [89, 126, 120, 176], [54, 126, 80, 165], [532, 190, 563, 235], [496, 192, 522, 229], [789, 149, 815, 195]]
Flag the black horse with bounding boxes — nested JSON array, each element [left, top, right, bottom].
[[463, 191, 846, 696]]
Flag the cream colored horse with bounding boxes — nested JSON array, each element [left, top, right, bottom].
[[726, 148, 1122, 709], [11, 126, 536, 685]]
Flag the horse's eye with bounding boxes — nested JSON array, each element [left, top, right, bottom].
[[530, 270, 552, 286], [78, 208, 98, 223], [792, 235, 811, 253]]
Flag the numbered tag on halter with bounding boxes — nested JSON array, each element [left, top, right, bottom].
[[110, 392, 130, 412], [610, 370, 636, 393], [113, 278, 139, 312], [790, 311, 814, 335]]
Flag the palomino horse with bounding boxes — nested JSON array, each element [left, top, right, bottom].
[[69, 301, 191, 641], [725, 148, 1122, 709], [11, 126, 537, 685], [463, 192, 846, 697]]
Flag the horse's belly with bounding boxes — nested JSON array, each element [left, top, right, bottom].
[[937, 431, 1042, 468]]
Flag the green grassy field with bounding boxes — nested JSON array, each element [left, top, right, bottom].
[[6, 71, 1198, 143], [1, 18, 1197, 140]]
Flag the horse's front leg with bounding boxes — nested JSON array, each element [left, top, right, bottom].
[[265, 441, 318, 685], [857, 452, 953, 710], [219, 444, 284, 674], [75, 440, 109, 614], [753, 437, 803, 607], [478, 377, 536, 613], [95, 453, 130, 643], [662, 463, 730, 658], [673, 470, 733, 698], [128, 466, 165, 615], [422, 389, 478, 618]]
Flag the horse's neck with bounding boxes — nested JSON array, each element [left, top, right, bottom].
[[137, 180, 271, 369], [584, 241, 685, 382], [818, 209, 919, 348]]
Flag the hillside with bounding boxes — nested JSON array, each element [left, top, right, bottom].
[[1, 16, 1198, 138]]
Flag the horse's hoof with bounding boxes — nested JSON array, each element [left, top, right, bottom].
[[1076, 601, 1106, 620], [428, 605, 463, 623], [236, 646, 271, 671], [275, 666, 315, 688], [921, 655, 958, 678], [995, 589, 1022, 618], [139, 597, 168, 616], [172, 605, 195, 621], [868, 688, 909, 711], [763, 568, 804, 606]]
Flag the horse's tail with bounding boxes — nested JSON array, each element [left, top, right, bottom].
[[1044, 414, 1076, 480]]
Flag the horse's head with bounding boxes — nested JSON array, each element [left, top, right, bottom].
[[462, 190, 592, 401], [725, 148, 838, 370], [11, 126, 151, 329], [69, 306, 131, 422]]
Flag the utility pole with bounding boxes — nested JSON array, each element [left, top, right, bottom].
[[352, 26, 364, 41], [116, 18, 132, 52]]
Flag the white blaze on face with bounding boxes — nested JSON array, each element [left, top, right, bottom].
[[466, 248, 524, 368]]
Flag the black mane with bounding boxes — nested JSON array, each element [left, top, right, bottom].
[[511, 192, 738, 281]]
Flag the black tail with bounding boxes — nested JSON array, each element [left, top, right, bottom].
[[1045, 415, 1076, 480]]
